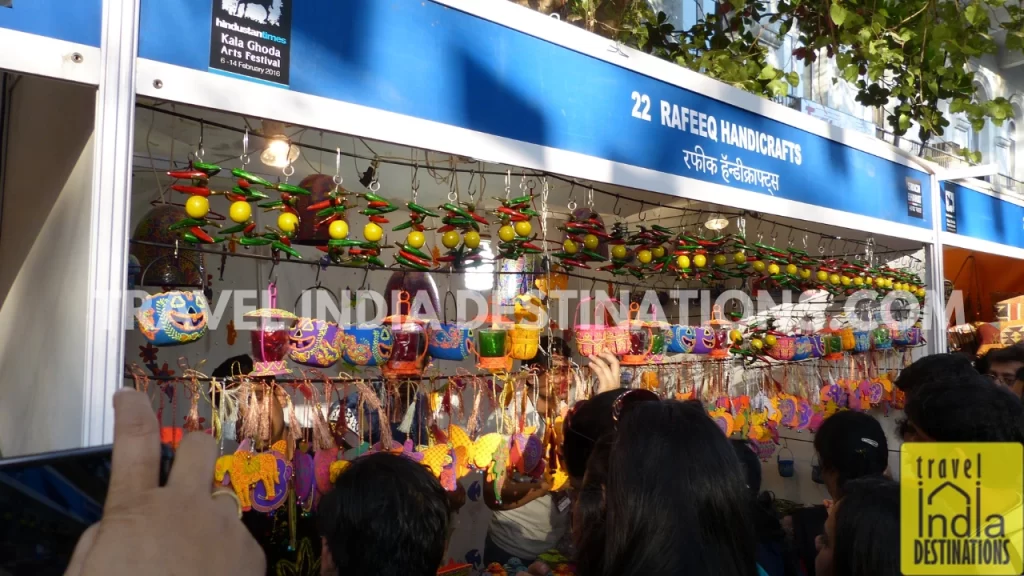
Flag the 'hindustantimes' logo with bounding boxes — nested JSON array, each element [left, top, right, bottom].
[[901, 443, 1024, 575]]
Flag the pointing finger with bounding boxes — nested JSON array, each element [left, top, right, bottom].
[[107, 389, 161, 509], [168, 431, 217, 494]]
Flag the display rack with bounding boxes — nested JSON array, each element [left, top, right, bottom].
[[9, 0, 1014, 452]]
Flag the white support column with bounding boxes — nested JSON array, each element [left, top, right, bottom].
[[83, 0, 140, 446], [926, 172, 948, 354]]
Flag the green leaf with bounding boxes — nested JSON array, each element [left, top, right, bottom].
[[965, 3, 980, 25], [898, 113, 911, 132], [785, 71, 801, 87], [758, 66, 778, 80], [767, 78, 789, 98], [842, 65, 859, 83], [830, 2, 848, 27]]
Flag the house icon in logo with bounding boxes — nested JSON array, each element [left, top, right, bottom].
[[922, 480, 975, 539]]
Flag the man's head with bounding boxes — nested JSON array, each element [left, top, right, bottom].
[[893, 353, 977, 399], [318, 453, 450, 576], [983, 345, 1024, 390], [902, 372, 1024, 443], [522, 336, 571, 416]]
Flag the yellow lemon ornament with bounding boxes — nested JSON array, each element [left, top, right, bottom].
[[498, 225, 516, 243], [563, 238, 579, 254], [637, 249, 653, 264], [652, 246, 666, 259], [278, 212, 299, 234], [328, 219, 349, 240], [765, 334, 778, 347], [407, 230, 426, 249], [514, 220, 532, 237], [583, 234, 599, 250], [441, 230, 460, 249], [612, 244, 628, 260], [729, 329, 743, 343], [677, 255, 691, 269], [186, 195, 210, 219], [714, 254, 728, 267], [816, 270, 829, 282], [228, 200, 251, 223], [767, 263, 780, 275], [734, 251, 747, 265], [464, 230, 481, 249], [786, 263, 798, 275], [752, 261, 766, 273], [363, 222, 383, 242]]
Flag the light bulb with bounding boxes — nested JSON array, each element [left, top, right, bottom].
[[260, 136, 300, 168], [705, 213, 729, 231]]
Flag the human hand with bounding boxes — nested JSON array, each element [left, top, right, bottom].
[[66, 389, 265, 576], [588, 352, 621, 393]]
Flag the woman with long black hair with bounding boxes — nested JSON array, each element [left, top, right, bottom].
[[577, 400, 760, 576]]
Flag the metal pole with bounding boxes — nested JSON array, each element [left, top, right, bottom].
[[926, 172, 948, 354], [83, 0, 141, 446]]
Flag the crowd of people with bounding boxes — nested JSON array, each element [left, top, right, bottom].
[[67, 340, 1024, 576]]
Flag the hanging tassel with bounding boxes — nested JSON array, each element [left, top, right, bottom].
[[355, 380, 391, 449], [397, 397, 416, 435]]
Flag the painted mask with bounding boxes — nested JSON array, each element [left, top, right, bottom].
[[288, 318, 342, 368], [136, 290, 209, 346]]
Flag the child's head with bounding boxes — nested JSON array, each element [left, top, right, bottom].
[[317, 453, 451, 576]]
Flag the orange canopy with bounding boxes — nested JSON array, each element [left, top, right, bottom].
[[944, 247, 1024, 323]]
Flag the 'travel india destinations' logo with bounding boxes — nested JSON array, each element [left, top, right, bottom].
[[901, 443, 1024, 575]]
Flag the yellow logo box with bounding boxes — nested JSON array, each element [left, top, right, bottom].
[[901, 443, 1024, 575]]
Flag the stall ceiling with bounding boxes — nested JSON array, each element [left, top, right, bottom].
[[132, 99, 924, 261]]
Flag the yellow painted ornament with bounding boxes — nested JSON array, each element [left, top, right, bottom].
[[186, 195, 210, 219], [328, 219, 349, 240], [800, 269, 812, 279], [816, 270, 829, 282], [840, 275, 852, 286], [563, 238, 579, 254], [734, 251, 747, 265], [278, 212, 299, 234], [765, 334, 778, 347], [441, 230, 461, 249], [407, 230, 426, 249], [652, 246, 666, 259], [583, 234, 600, 250], [677, 255, 691, 269], [463, 230, 481, 249], [637, 249, 653, 264], [611, 244, 628, 260], [767, 263, 780, 275], [498, 225, 516, 243], [713, 254, 728, 267], [828, 273, 841, 285], [693, 254, 707, 268], [751, 338, 764, 351], [514, 220, 532, 237], [752, 260, 766, 273], [363, 222, 384, 243], [865, 277, 874, 286], [853, 276, 864, 286], [729, 329, 743, 343], [785, 263, 798, 275], [228, 200, 251, 223]]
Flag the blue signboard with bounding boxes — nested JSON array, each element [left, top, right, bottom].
[[943, 181, 1024, 249], [0, 0, 101, 47], [139, 0, 930, 228]]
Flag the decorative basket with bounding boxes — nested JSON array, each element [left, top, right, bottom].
[[840, 327, 856, 351], [790, 335, 813, 362], [871, 327, 893, 350], [574, 297, 606, 357], [604, 325, 631, 355], [766, 336, 796, 361], [853, 330, 871, 353]]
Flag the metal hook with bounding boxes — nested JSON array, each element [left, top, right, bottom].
[[240, 127, 250, 165], [638, 201, 646, 221], [567, 182, 577, 211], [612, 195, 623, 217], [314, 265, 322, 289], [195, 120, 205, 160], [333, 147, 343, 189], [359, 267, 370, 292]]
